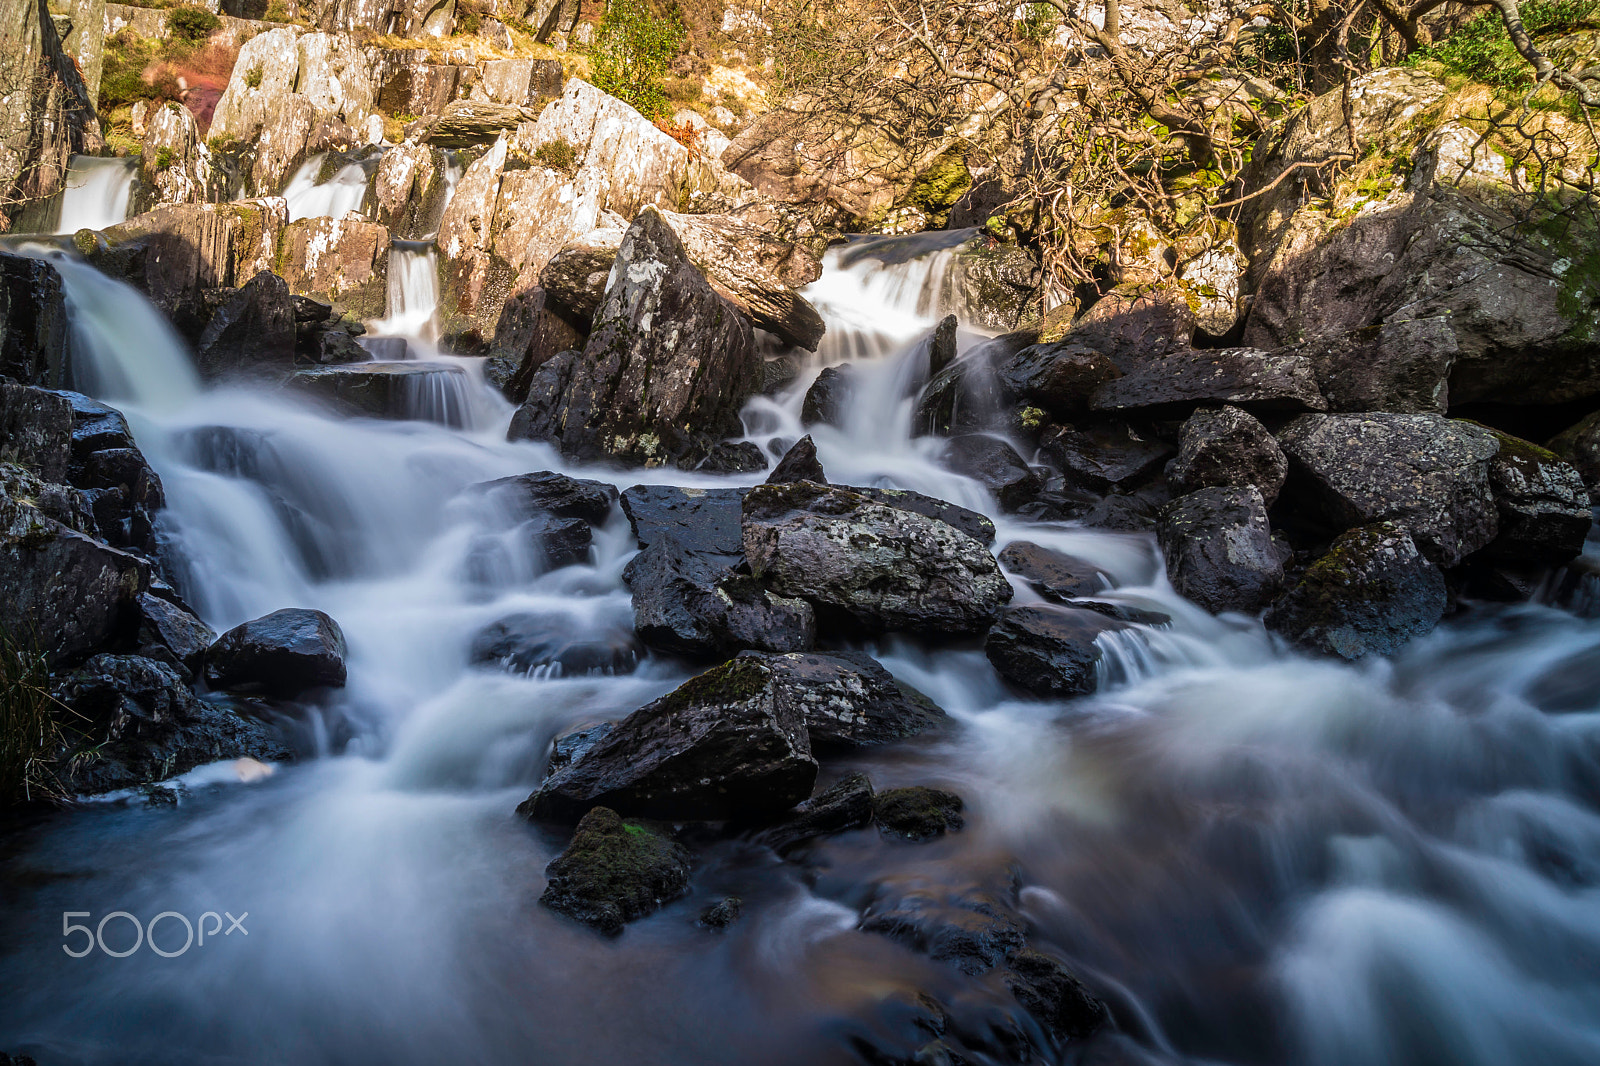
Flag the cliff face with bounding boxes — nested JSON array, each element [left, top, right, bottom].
[[0, 0, 102, 229]]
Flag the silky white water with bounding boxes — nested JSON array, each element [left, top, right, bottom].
[[54, 155, 137, 234], [282, 154, 372, 222], [1, 234, 1598, 1066]]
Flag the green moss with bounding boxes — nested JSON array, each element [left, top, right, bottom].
[[906, 150, 973, 222], [539, 806, 689, 934], [659, 657, 773, 711]]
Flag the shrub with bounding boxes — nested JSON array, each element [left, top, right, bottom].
[[588, 0, 685, 121], [155, 146, 176, 169], [535, 136, 578, 171], [167, 6, 222, 43], [0, 629, 66, 806], [244, 64, 263, 88], [1411, 0, 1600, 88]]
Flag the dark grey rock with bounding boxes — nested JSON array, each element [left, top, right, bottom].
[[996, 341, 1120, 416], [698, 896, 743, 929], [1293, 317, 1457, 413], [1091, 348, 1327, 415], [755, 650, 948, 750], [801, 364, 853, 427], [196, 271, 297, 379], [1157, 486, 1285, 613], [0, 381, 73, 481], [984, 605, 1126, 697], [753, 771, 875, 853], [539, 807, 690, 936], [875, 786, 965, 842], [942, 435, 1042, 512], [1168, 405, 1288, 504], [620, 484, 747, 555], [1039, 421, 1172, 492], [855, 487, 996, 545], [860, 874, 1025, 975], [1550, 410, 1600, 495], [997, 542, 1108, 602], [0, 252, 71, 388], [695, 440, 767, 474], [1003, 949, 1110, 1043], [204, 608, 348, 697], [766, 435, 825, 484], [548, 722, 615, 774], [468, 470, 618, 526], [1477, 430, 1591, 566], [136, 592, 216, 674], [525, 513, 592, 569], [470, 613, 640, 677]]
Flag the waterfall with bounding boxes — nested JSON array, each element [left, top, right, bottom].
[[282, 154, 373, 222], [55, 155, 137, 234], [370, 241, 442, 344]]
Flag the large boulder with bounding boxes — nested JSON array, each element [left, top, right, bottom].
[[1289, 317, 1458, 413], [942, 435, 1042, 512], [468, 470, 618, 527], [985, 605, 1127, 698], [1039, 420, 1172, 493], [196, 271, 298, 380], [1157, 486, 1285, 613], [518, 655, 819, 823], [135, 101, 216, 212], [1277, 414, 1500, 567], [620, 484, 746, 554], [0, 253, 71, 388], [993, 340, 1120, 418], [1265, 523, 1447, 659], [1477, 430, 1592, 566], [417, 100, 538, 149], [1167, 405, 1288, 505], [623, 536, 816, 658], [538, 807, 689, 936], [1550, 410, 1600, 494], [1090, 347, 1327, 415], [741, 481, 1013, 636], [368, 142, 456, 240], [204, 608, 348, 698], [752, 772, 875, 854], [997, 541, 1109, 602], [0, 0, 101, 228], [801, 364, 853, 427], [746, 650, 948, 750], [469, 613, 639, 677], [506, 208, 760, 468], [277, 216, 390, 320], [0, 380, 73, 480], [288, 363, 468, 423]]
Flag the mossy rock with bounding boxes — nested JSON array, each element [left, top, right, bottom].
[[874, 786, 965, 842], [539, 806, 690, 936]]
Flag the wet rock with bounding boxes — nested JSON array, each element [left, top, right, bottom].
[[1265, 523, 1447, 659], [875, 786, 965, 842], [621, 485, 747, 555], [928, 314, 959, 379], [470, 613, 640, 677], [287, 363, 468, 423], [1549, 410, 1600, 494], [997, 542, 1108, 602], [519, 656, 819, 823], [1167, 405, 1288, 505], [753, 771, 875, 853], [860, 874, 1026, 975], [915, 334, 1019, 437], [1002, 949, 1110, 1043], [801, 364, 854, 428], [1157, 486, 1285, 613], [523, 513, 592, 569], [539, 807, 690, 936], [196, 271, 298, 380], [753, 650, 948, 750], [766, 435, 826, 484], [742, 482, 1013, 636], [698, 896, 743, 929], [1040, 421, 1171, 492], [995, 341, 1120, 417], [856, 487, 996, 545], [1477, 430, 1592, 566], [509, 208, 761, 469], [695, 440, 767, 474], [1091, 348, 1327, 416], [469, 471, 618, 526], [984, 605, 1126, 698], [0, 253, 71, 388], [136, 592, 216, 674], [204, 608, 348, 698], [0, 381, 73, 481], [548, 722, 615, 774], [943, 435, 1042, 512], [1081, 488, 1168, 533], [1277, 413, 1500, 567], [56, 654, 290, 796], [54, 390, 134, 456]]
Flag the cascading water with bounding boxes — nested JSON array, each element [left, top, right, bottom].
[[52, 155, 138, 234], [282, 154, 373, 222], [3, 233, 1600, 1066], [371, 240, 443, 343]]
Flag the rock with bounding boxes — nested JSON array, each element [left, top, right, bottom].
[[698, 896, 743, 929], [540, 225, 627, 321], [875, 786, 964, 842], [420, 100, 538, 148], [942, 435, 1042, 512], [750, 649, 948, 750], [621, 485, 747, 554], [0, 0, 100, 227], [950, 243, 1040, 333], [547, 721, 614, 774], [915, 332, 1023, 437], [469, 471, 618, 526], [984, 605, 1127, 698], [1090, 348, 1327, 415], [1477, 430, 1592, 566], [488, 287, 588, 404], [54, 389, 135, 455], [470, 613, 639, 677], [368, 143, 455, 240], [995, 340, 1120, 417], [473, 56, 564, 108], [538, 807, 690, 935], [801, 364, 853, 427], [1167, 405, 1288, 505], [856, 487, 995, 545], [753, 771, 875, 853], [928, 314, 959, 378], [204, 608, 348, 698], [1277, 414, 1500, 567], [1040, 421, 1171, 492], [1157, 487, 1285, 613], [288, 363, 468, 423], [136, 592, 216, 674], [0, 253, 71, 388], [136, 100, 215, 211], [765, 436, 825, 484], [859, 874, 1026, 975], [521, 513, 592, 569], [196, 271, 298, 380], [509, 207, 761, 469], [1291, 317, 1458, 413], [694, 440, 766, 474], [1550, 411, 1600, 494], [742, 482, 1013, 636], [997, 542, 1108, 602], [518, 655, 819, 823], [1265, 524, 1447, 659], [1003, 950, 1110, 1044], [0, 381, 73, 480], [277, 216, 390, 320], [1066, 281, 1196, 361]]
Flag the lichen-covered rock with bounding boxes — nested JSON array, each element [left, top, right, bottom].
[[277, 216, 390, 319], [135, 592, 216, 674], [196, 271, 298, 380], [506, 207, 760, 469], [749, 650, 948, 750], [471, 56, 564, 108], [994, 340, 1120, 417], [539, 224, 628, 322], [0, 0, 101, 227], [519, 655, 819, 823], [1265, 523, 1447, 659], [204, 607, 348, 697], [418, 100, 538, 149], [0, 380, 73, 480], [538, 807, 689, 936], [1277, 413, 1500, 567], [368, 142, 454, 239], [741, 481, 1013, 636], [997, 542, 1108, 602], [984, 605, 1126, 697], [136, 101, 217, 211], [875, 786, 964, 842], [1290, 317, 1457, 413], [1550, 410, 1600, 495], [1167, 405, 1288, 504], [942, 435, 1042, 512], [1158, 486, 1285, 613], [1477, 429, 1592, 566]]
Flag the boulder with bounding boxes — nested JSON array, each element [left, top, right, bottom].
[[1157, 486, 1285, 613], [507, 208, 761, 469], [752, 771, 875, 853], [0, 380, 73, 480], [135, 592, 216, 674], [468, 471, 618, 526], [1291, 317, 1457, 413], [1003, 950, 1111, 1044], [765, 435, 825, 484], [915, 333, 1020, 437], [1477, 430, 1592, 566], [942, 434, 1042, 512], [472, 57, 564, 108], [748, 650, 948, 750], [288, 363, 468, 423], [368, 142, 455, 240], [1550, 410, 1600, 494], [875, 786, 964, 842], [620, 484, 746, 554], [1040, 421, 1171, 492], [950, 243, 1040, 333], [540, 224, 628, 321], [698, 897, 743, 929], [741, 481, 1013, 636], [1167, 405, 1288, 504], [204, 608, 348, 697], [1277, 414, 1500, 567], [0, 0, 100, 227], [694, 440, 767, 474], [856, 487, 996, 545], [994, 340, 1120, 417], [1065, 281, 1196, 361], [518, 655, 819, 823], [277, 216, 390, 320], [470, 613, 639, 677], [1265, 523, 1447, 659], [984, 605, 1127, 698], [0, 253, 71, 388], [859, 873, 1027, 976], [538, 807, 689, 936], [487, 287, 588, 405], [800, 364, 853, 427], [196, 271, 298, 380], [997, 542, 1108, 602], [1090, 347, 1327, 415], [419, 100, 538, 148], [136, 101, 215, 211]]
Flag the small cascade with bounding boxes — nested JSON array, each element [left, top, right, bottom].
[[401, 363, 471, 428], [434, 150, 464, 230], [802, 229, 976, 364], [55, 155, 137, 234], [370, 240, 442, 344], [282, 153, 373, 222]]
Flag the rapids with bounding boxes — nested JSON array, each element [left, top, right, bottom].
[[2, 229, 1599, 1066]]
